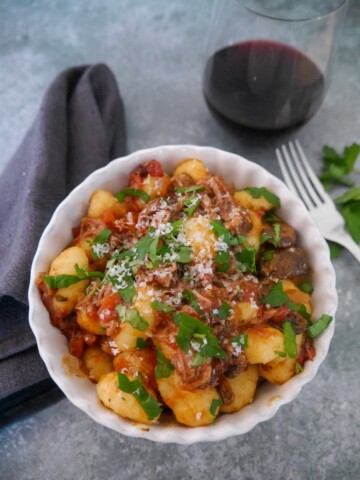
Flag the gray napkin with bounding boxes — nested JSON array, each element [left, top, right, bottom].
[[0, 64, 126, 412]]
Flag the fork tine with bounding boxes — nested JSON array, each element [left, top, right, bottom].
[[294, 140, 329, 203], [276, 147, 299, 196], [277, 144, 314, 210], [288, 141, 323, 206]]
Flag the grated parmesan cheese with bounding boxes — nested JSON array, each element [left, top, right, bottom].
[[92, 242, 110, 258], [108, 339, 121, 356]]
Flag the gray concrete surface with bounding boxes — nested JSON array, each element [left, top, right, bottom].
[[1, 1, 359, 479]]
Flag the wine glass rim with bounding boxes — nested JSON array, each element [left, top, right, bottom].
[[238, 0, 348, 23]]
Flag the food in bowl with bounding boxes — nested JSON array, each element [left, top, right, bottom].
[[36, 157, 333, 427]]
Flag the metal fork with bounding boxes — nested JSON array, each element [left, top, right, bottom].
[[276, 139, 360, 262]]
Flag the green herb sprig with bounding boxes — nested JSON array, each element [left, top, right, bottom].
[[117, 373, 162, 420], [44, 264, 104, 289]]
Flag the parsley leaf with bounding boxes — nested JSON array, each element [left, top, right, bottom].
[[175, 185, 205, 193], [335, 187, 360, 204], [232, 333, 248, 348], [155, 349, 175, 379], [283, 321, 297, 358], [307, 314, 333, 339], [174, 245, 192, 263], [260, 282, 289, 307], [90, 228, 112, 245], [191, 352, 208, 367], [44, 264, 104, 289], [217, 302, 232, 320], [299, 282, 314, 295], [119, 283, 136, 304], [272, 223, 281, 247], [263, 211, 281, 223], [242, 187, 280, 208], [116, 305, 149, 331], [43, 274, 82, 289], [214, 250, 231, 271], [182, 289, 203, 316], [260, 232, 273, 245], [210, 398, 223, 416], [236, 247, 257, 273], [326, 184, 360, 247], [173, 312, 227, 361], [149, 236, 159, 267], [319, 143, 360, 190], [107, 270, 135, 304], [261, 249, 275, 262], [133, 234, 155, 261], [74, 264, 104, 280], [135, 338, 148, 349], [151, 301, 175, 313], [117, 373, 162, 420], [210, 220, 237, 245], [295, 362, 303, 373], [169, 219, 184, 236], [88, 229, 112, 259], [116, 188, 150, 203], [183, 194, 201, 217]]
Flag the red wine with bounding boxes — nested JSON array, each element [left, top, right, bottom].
[[203, 40, 325, 130]]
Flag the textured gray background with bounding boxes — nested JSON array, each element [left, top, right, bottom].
[[1, 1, 359, 479]]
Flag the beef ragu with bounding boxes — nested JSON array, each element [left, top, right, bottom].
[[37, 158, 331, 427]]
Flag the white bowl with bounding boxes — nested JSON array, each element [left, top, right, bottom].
[[28, 145, 337, 444]]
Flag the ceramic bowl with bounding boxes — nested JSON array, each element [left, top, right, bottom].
[[28, 145, 337, 444]]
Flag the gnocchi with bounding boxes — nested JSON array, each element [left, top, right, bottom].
[[38, 158, 330, 428]]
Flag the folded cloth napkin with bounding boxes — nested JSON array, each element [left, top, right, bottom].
[[0, 64, 126, 413]]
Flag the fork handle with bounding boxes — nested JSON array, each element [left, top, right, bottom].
[[327, 233, 360, 263]]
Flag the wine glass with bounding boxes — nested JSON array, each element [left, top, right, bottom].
[[203, 0, 348, 130]]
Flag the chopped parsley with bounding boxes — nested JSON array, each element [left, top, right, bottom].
[[236, 247, 257, 273], [260, 283, 311, 322], [260, 282, 289, 307], [44, 264, 104, 289], [90, 228, 112, 245], [182, 289, 203, 316], [299, 282, 314, 295], [106, 264, 135, 303], [335, 187, 360, 243], [117, 373, 162, 420], [307, 314, 333, 339], [210, 398, 223, 416], [173, 312, 227, 361], [155, 349, 175, 379], [135, 338, 148, 349], [263, 211, 281, 223], [261, 249, 275, 262], [319, 143, 360, 191], [151, 301, 176, 313], [210, 220, 236, 245], [88, 228, 112, 259], [116, 305, 149, 331], [242, 187, 280, 208], [214, 250, 231, 272], [232, 333, 248, 349], [283, 321, 297, 358], [116, 188, 150, 203], [183, 194, 201, 217], [175, 185, 205, 193], [260, 232, 273, 245], [295, 362, 303, 373], [272, 223, 281, 248], [217, 302, 232, 320]]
